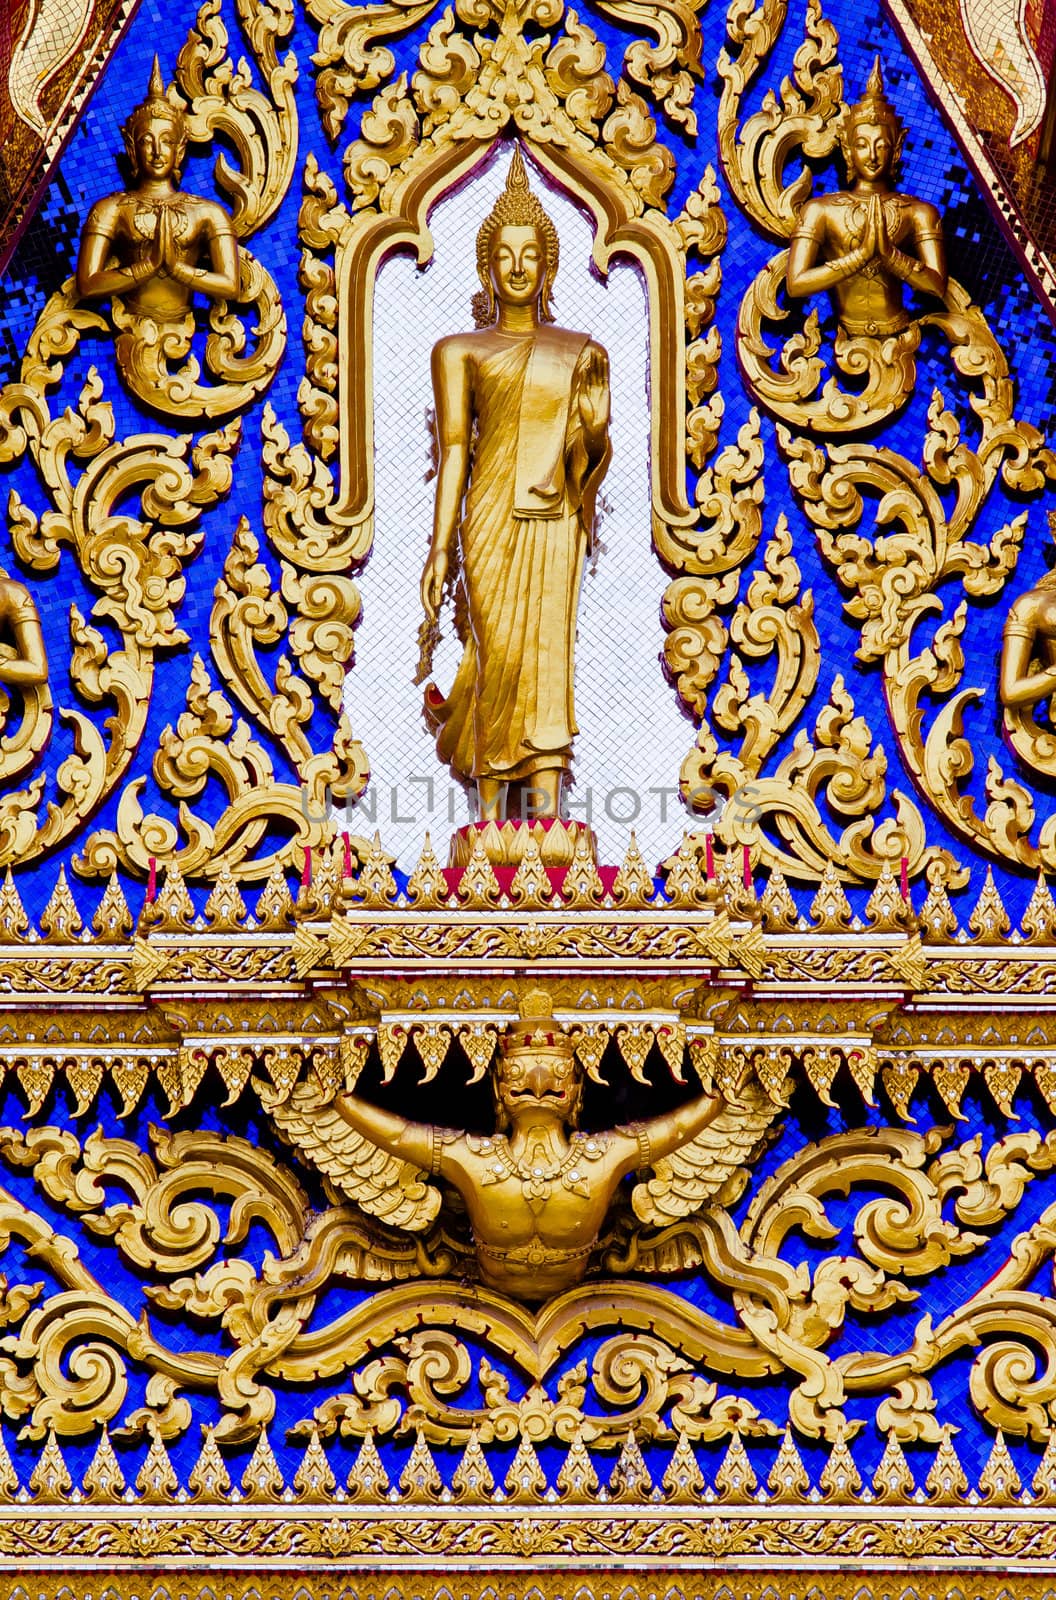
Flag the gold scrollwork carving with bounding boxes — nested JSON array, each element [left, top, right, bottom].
[[1, 1098, 1054, 1448], [697, 0, 1056, 883], [0, 291, 240, 867], [296, 1328, 775, 1445]]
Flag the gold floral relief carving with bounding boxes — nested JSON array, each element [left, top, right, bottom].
[[634, 0, 1056, 886], [0, 302, 240, 867], [0, 1071, 1053, 1451]]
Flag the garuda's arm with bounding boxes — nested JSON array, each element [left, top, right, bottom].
[[628, 1083, 726, 1168], [336, 1091, 460, 1186]]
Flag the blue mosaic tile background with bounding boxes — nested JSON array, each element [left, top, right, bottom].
[[0, 0, 1052, 1489], [0, 0, 1053, 927]]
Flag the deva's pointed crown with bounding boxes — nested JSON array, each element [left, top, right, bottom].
[[473, 146, 560, 326], [122, 55, 189, 173], [840, 56, 905, 169]]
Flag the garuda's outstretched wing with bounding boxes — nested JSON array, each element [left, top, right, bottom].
[[630, 1080, 782, 1226], [261, 1073, 442, 1233]]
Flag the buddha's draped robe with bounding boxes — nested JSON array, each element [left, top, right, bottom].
[[430, 326, 610, 783]]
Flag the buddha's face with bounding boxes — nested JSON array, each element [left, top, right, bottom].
[[133, 112, 183, 182], [848, 118, 895, 182], [496, 1046, 580, 1127], [489, 224, 545, 308]]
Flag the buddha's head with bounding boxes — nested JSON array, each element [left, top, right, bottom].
[[474, 147, 559, 325], [123, 56, 189, 183], [493, 992, 582, 1131], [840, 58, 904, 183]]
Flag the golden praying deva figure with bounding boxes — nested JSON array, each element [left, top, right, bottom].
[[786, 58, 947, 337], [75, 56, 239, 321], [268, 993, 779, 1304], [999, 531, 1056, 775], [420, 148, 611, 830], [1000, 567, 1056, 715], [0, 575, 46, 689]]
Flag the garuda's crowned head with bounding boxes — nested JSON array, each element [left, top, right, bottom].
[[493, 990, 582, 1132]]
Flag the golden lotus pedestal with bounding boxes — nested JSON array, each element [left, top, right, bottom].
[[447, 817, 596, 868]]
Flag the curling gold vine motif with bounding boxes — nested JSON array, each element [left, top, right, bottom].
[[0, 1116, 1053, 1447], [0, 293, 239, 869], [709, 0, 1056, 879]]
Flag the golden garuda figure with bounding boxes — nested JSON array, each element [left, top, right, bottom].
[[75, 55, 239, 322], [419, 149, 611, 842], [786, 58, 947, 339], [267, 994, 779, 1304]]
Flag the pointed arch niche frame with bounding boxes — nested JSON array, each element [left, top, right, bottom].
[[320, 0, 720, 580]]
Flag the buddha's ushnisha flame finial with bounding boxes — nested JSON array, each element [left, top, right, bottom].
[[504, 144, 531, 203]]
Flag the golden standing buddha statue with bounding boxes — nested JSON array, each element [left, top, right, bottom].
[[420, 149, 611, 841], [786, 59, 947, 338], [75, 56, 239, 322]]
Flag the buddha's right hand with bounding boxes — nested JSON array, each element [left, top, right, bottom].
[[421, 546, 449, 621]]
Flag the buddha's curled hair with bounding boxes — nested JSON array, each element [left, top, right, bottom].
[[473, 145, 559, 327]]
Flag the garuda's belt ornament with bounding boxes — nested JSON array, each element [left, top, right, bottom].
[[265, 993, 780, 1303]]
